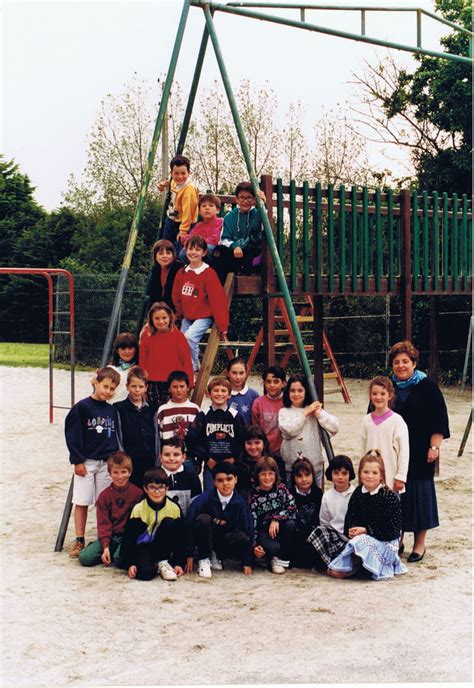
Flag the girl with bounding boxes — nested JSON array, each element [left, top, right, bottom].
[[108, 332, 139, 401], [138, 302, 194, 412], [289, 456, 323, 568], [278, 374, 339, 485], [248, 456, 297, 574], [327, 451, 407, 580], [307, 455, 356, 569], [226, 357, 259, 425], [360, 376, 409, 493], [236, 426, 286, 497], [146, 239, 184, 313]]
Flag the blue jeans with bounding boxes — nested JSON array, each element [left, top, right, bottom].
[[181, 317, 212, 371], [162, 218, 181, 244], [203, 465, 214, 491]]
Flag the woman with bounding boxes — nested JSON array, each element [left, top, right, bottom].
[[389, 341, 450, 562]]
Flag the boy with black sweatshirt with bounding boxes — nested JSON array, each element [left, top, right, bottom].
[[159, 437, 201, 516]]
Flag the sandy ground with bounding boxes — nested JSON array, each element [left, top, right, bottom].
[[0, 366, 472, 687]]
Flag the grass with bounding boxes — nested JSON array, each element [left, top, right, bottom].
[[0, 343, 93, 370]]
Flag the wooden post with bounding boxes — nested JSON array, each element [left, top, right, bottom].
[[261, 174, 276, 367], [399, 189, 413, 341]]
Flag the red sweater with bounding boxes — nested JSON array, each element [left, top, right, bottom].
[[172, 263, 229, 333], [96, 482, 143, 548], [139, 327, 194, 383]]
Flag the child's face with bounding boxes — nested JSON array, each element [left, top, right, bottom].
[[245, 438, 264, 459], [156, 247, 175, 269], [332, 467, 350, 492], [294, 469, 314, 493], [152, 309, 171, 332], [227, 363, 247, 391], [257, 469, 276, 491], [236, 191, 255, 213], [117, 344, 136, 363], [370, 384, 392, 413], [360, 461, 382, 492], [169, 379, 189, 403], [186, 243, 207, 267], [110, 465, 131, 488], [214, 472, 238, 497], [171, 164, 189, 185], [209, 384, 231, 407], [289, 381, 306, 408], [144, 482, 168, 504], [93, 377, 118, 402], [160, 445, 185, 473], [127, 376, 147, 404], [264, 373, 285, 398], [199, 201, 219, 221]]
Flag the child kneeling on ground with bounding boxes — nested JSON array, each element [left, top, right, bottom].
[[186, 462, 253, 578]]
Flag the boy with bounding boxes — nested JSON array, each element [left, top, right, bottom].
[[186, 376, 246, 491], [65, 366, 121, 557], [179, 193, 223, 263], [114, 366, 160, 488], [213, 181, 264, 283], [186, 462, 253, 578], [121, 466, 185, 581], [158, 155, 199, 245], [251, 365, 286, 457], [172, 235, 229, 373], [78, 451, 142, 568], [159, 437, 201, 516], [156, 370, 200, 442], [226, 356, 259, 426]]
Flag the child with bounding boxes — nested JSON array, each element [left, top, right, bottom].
[[327, 450, 407, 580], [121, 466, 185, 581], [306, 455, 356, 569], [278, 374, 339, 486], [139, 301, 194, 412], [158, 155, 199, 245], [114, 366, 160, 487], [251, 365, 286, 458], [159, 437, 201, 516], [65, 366, 121, 557], [146, 239, 184, 313], [172, 235, 229, 373], [179, 193, 223, 263], [186, 376, 246, 491], [78, 451, 143, 567], [248, 456, 297, 574], [359, 376, 409, 493], [236, 425, 286, 497], [186, 462, 254, 578], [213, 181, 263, 284], [289, 456, 323, 569], [227, 357, 259, 425], [109, 332, 139, 402], [156, 370, 200, 447]]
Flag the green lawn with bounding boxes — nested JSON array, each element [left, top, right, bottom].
[[0, 343, 93, 370]]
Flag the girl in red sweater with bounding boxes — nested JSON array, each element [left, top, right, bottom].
[[139, 302, 194, 412]]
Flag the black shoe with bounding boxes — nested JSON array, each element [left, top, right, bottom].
[[398, 544, 404, 555], [407, 550, 425, 563]]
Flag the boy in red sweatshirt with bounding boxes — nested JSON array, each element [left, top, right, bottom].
[[172, 235, 229, 372]]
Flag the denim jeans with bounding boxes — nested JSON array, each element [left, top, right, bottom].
[[180, 317, 213, 371]]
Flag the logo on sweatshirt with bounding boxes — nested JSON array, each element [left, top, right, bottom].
[[182, 281, 198, 298]]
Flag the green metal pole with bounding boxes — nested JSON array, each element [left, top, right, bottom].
[[101, 0, 191, 367], [203, 4, 334, 461]]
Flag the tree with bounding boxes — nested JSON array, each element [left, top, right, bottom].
[[352, 0, 471, 192], [280, 102, 311, 184]]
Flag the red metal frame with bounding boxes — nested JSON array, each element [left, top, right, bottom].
[[0, 268, 75, 422]]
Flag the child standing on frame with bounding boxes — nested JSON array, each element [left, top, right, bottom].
[[158, 155, 198, 246]]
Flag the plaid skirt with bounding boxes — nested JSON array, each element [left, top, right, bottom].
[[306, 525, 348, 566]]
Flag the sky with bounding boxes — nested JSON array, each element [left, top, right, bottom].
[[2, 0, 448, 211]]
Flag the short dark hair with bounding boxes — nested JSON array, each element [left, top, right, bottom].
[[186, 234, 207, 251], [235, 181, 255, 197], [199, 193, 221, 210], [263, 365, 286, 382], [126, 366, 148, 384], [170, 155, 190, 171], [110, 332, 138, 366], [161, 436, 185, 453], [325, 455, 356, 482], [143, 466, 169, 487], [282, 373, 311, 408], [290, 456, 316, 486], [167, 370, 190, 387], [152, 239, 176, 263], [212, 461, 238, 478], [226, 356, 247, 373], [241, 425, 270, 461]]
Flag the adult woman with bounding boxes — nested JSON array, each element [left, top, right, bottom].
[[389, 341, 450, 562]]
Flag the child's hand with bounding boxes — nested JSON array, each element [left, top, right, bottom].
[[158, 179, 169, 192], [233, 247, 243, 258], [101, 547, 111, 566], [174, 566, 184, 577], [268, 520, 280, 539], [393, 479, 405, 492], [253, 545, 265, 559], [185, 557, 194, 574], [74, 463, 87, 477], [128, 565, 137, 579], [258, 190, 266, 203], [207, 458, 217, 470], [243, 565, 252, 576], [218, 330, 228, 341], [305, 401, 322, 417], [178, 230, 188, 244], [348, 527, 367, 538]]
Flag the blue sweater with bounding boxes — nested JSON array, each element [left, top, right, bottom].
[[65, 396, 120, 465]]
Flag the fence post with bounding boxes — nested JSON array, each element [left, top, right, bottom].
[[399, 189, 413, 341], [261, 174, 276, 367]]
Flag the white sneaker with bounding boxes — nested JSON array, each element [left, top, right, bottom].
[[198, 558, 212, 579], [158, 560, 178, 581], [210, 551, 223, 570], [271, 557, 286, 574]]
